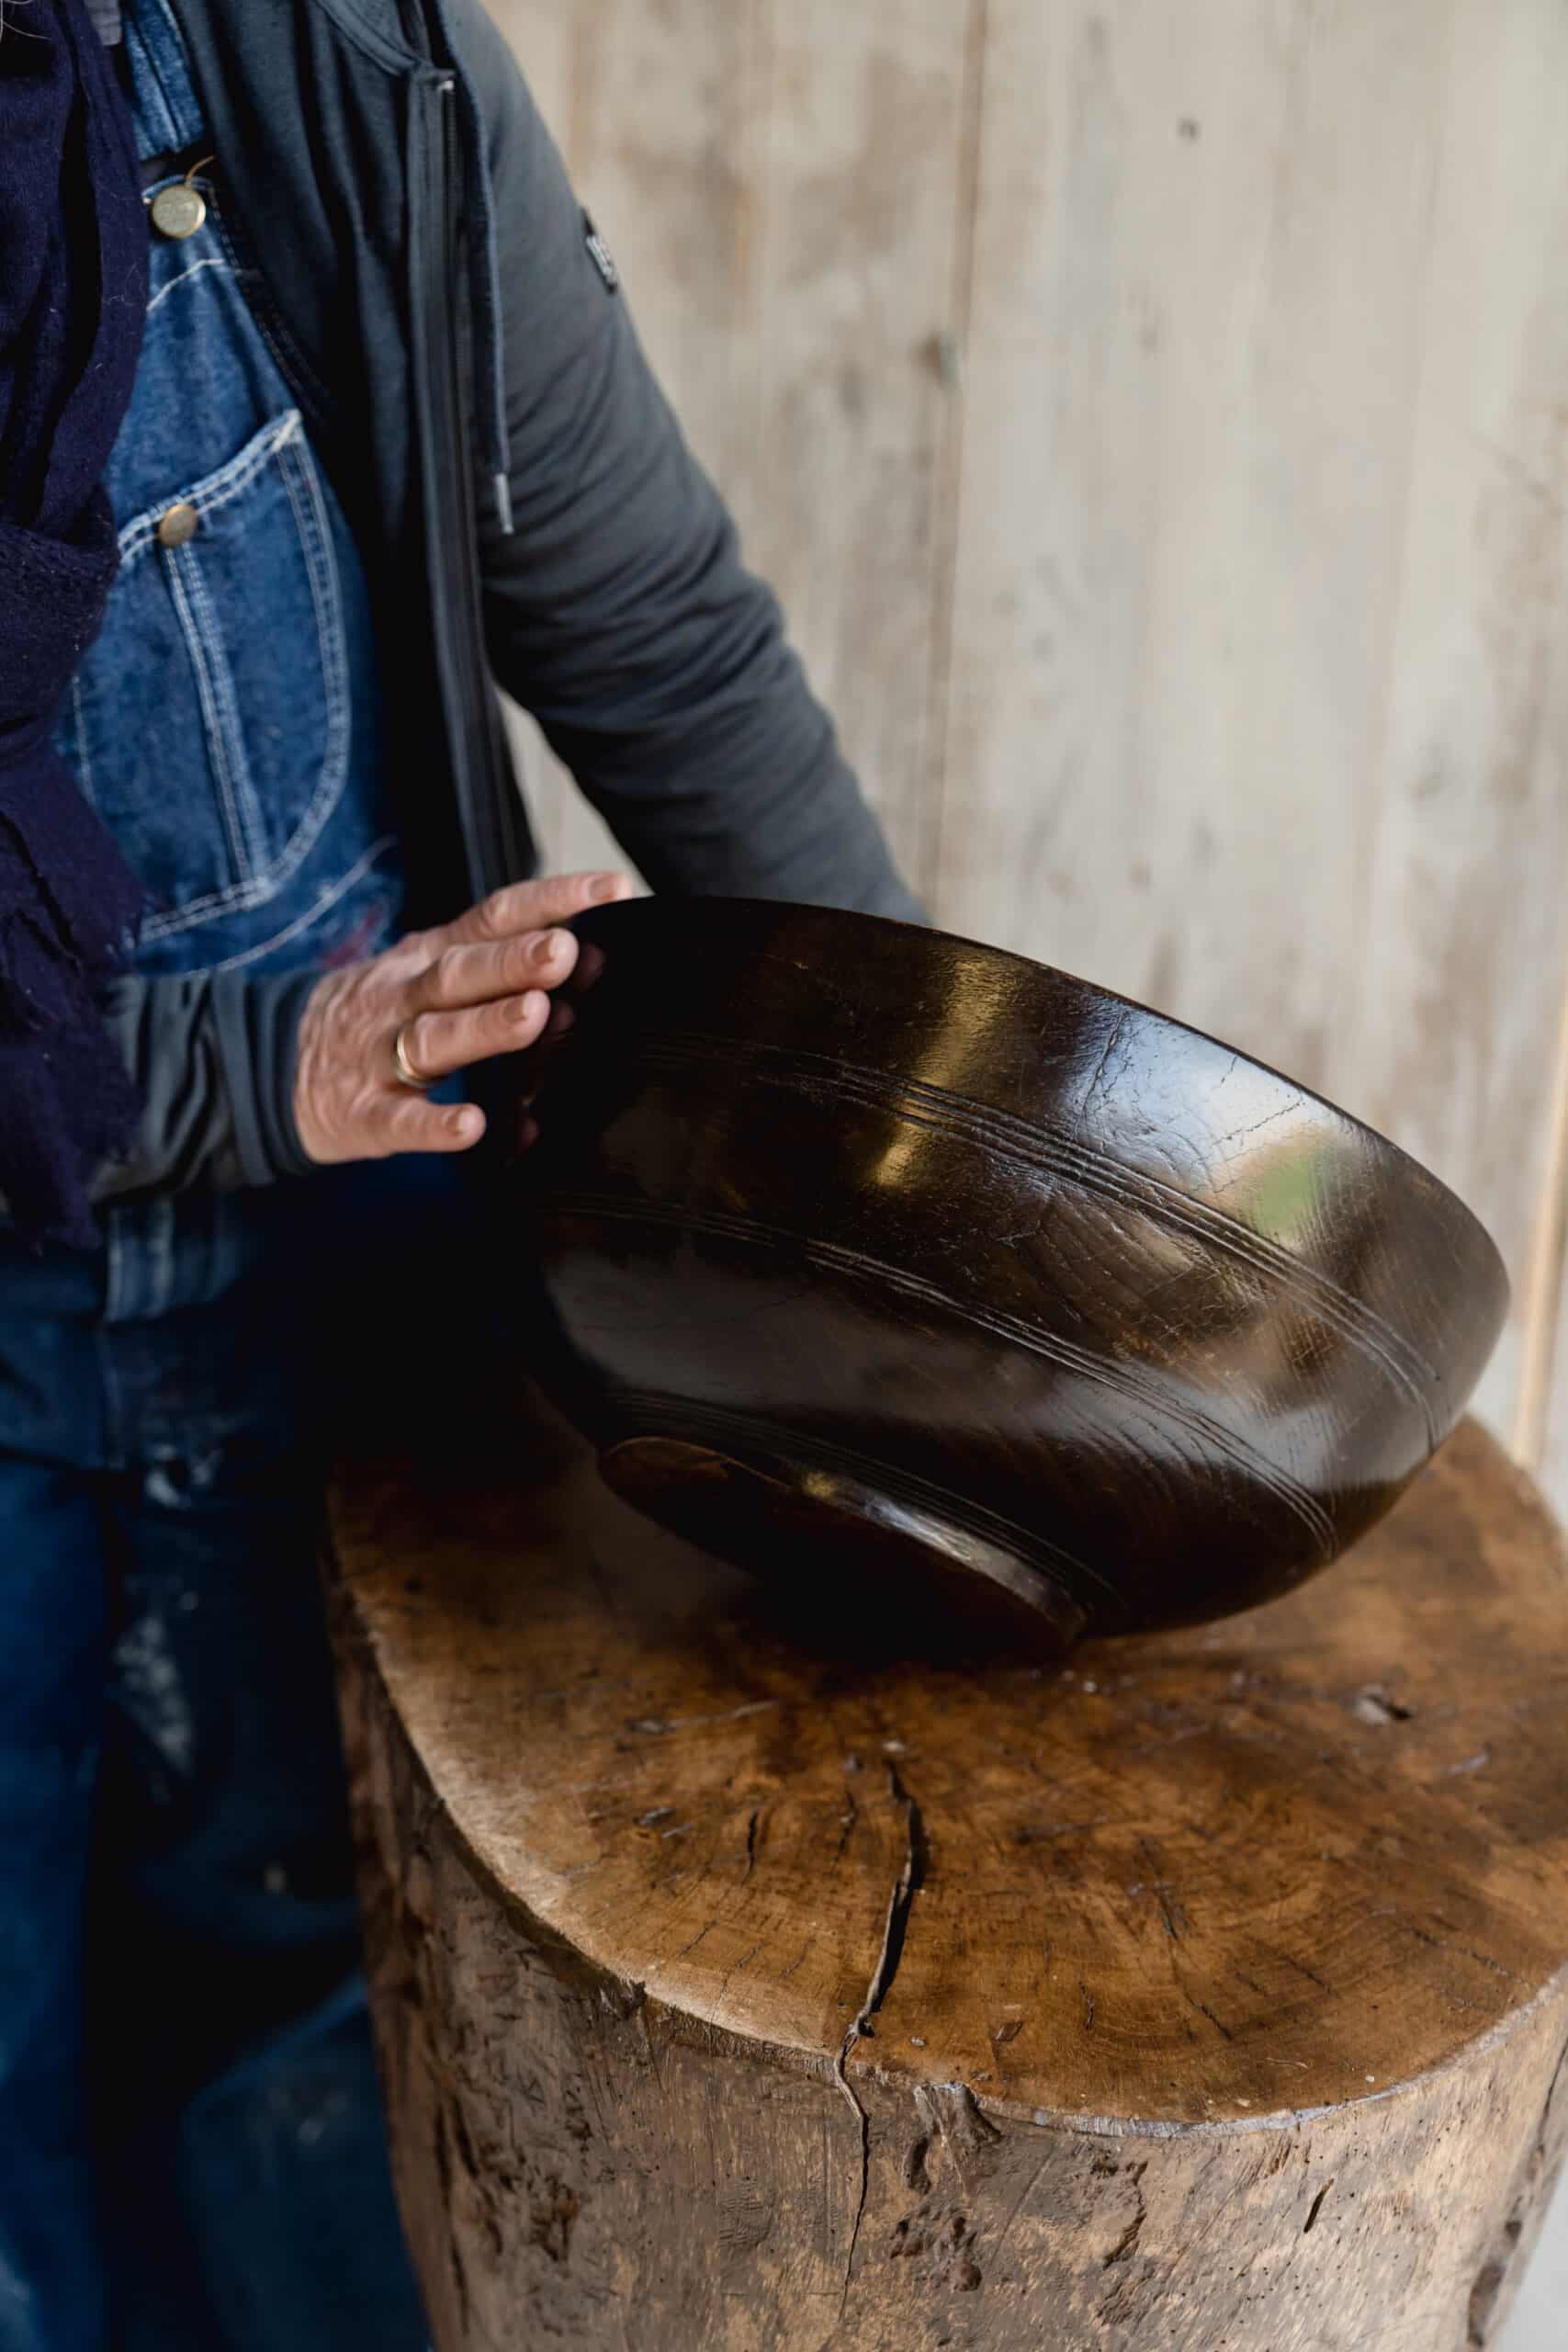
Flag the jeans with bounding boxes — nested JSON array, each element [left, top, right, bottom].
[[0, 1165, 468, 2351]]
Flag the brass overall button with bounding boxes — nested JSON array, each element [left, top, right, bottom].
[[156, 503, 200, 549], [148, 156, 213, 242], [150, 180, 207, 240]]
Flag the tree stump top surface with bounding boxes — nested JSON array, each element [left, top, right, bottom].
[[330, 1406, 1568, 2129]]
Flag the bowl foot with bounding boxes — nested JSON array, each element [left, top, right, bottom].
[[597, 1434, 1087, 1660]]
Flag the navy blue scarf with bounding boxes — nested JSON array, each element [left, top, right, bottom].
[[0, 0, 147, 1244]]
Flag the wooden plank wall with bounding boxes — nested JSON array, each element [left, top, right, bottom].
[[490, 0, 1568, 1515]]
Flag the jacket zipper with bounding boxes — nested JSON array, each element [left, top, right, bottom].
[[415, 74, 529, 902]]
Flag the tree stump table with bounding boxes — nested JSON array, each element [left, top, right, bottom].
[[328, 1397, 1568, 2350]]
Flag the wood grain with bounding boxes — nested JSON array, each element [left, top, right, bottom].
[[430, 3, 1568, 2325], [714, 0, 981, 898], [484, 0, 1568, 1505], [491, 0, 761, 882], [1326, 0, 1568, 1463], [935, 0, 1450, 1070], [490, 0, 976, 899], [1540, 1289, 1568, 1541], [929, 0, 1568, 1469], [1516, 945, 1568, 1471], [331, 1404, 1568, 2347]]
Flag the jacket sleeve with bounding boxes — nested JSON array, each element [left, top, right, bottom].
[[453, 2, 926, 922], [87, 969, 317, 1200]]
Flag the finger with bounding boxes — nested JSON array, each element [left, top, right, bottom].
[[399, 989, 551, 1081], [411, 925, 578, 1016], [435, 870, 633, 951], [370, 1093, 488, 1157]]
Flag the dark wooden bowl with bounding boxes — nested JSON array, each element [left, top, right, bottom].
[[489, 899, 1507, 1654]]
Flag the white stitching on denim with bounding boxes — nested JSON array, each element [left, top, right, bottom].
[[136, 842, 257, 939], [262, 437, 354, 883], [137, 427, 359, 942], [181, 551, 270, 876], [118, 412, 304, 566], [119, 415, 299, 563], [162, 551, 256, 893], [280, 438, 346, 755], [206, 835, 400, 974], [145, 254, 231, 321]]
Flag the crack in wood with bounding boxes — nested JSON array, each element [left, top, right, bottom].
[[1279, 1949, 1333, 1993], [668, 1918, 716, 1964], [718, 1941, 763, 2003], [834, 1783, 860, 1861], [626, 1701, 779, 1736], [1184, 1990, 1235, 2042], [1134, 1836, 1190, 1939], [1303, 2178, 1334, 2233], [830, 1763, 927, 2312], [1406, 1923, 1523, 1984]]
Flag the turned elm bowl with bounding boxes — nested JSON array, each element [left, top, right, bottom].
[[489, 899, 1507, 1652]]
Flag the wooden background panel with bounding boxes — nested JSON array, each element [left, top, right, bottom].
[[1539, 1313, 1568, 1579], [493, 0, 979, 901], [935, 0, 1451, 1089], [1330, 0, 1568, 1453], [710, 0, 983, 899], [494, 0, 761, 882], [1531, 994, 1568, 1507], [485, 0, 1568, 1510]]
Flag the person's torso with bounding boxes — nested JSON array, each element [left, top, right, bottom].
[[52, 0, 409, 982]]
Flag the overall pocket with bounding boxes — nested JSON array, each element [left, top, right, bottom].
[[60, 411, 353, 944]]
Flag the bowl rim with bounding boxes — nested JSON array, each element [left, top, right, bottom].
[[578, 894, 1510, 1302]]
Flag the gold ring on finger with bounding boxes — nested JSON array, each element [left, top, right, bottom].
[[392, 1023, 432, 1091]]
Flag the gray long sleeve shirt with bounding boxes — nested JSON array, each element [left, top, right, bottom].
[[85, 0, 922, 1210]]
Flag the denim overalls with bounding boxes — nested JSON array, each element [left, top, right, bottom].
[[0, 5, 434, 2345]]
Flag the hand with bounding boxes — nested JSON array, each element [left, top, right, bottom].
[[292, 870, 632, 1165]]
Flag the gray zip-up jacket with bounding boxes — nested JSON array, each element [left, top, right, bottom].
[[98, 0, 921, 1201]]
